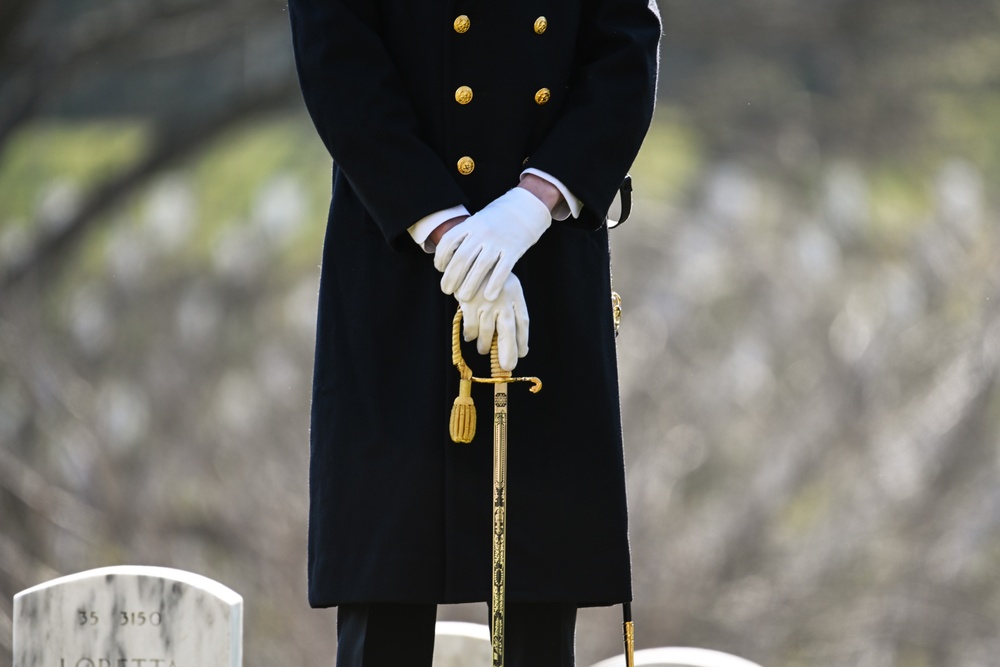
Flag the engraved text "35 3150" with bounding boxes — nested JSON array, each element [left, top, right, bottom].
[[77, 611, 163, 626]]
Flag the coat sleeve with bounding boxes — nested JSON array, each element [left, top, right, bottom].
[[288, 0, 469, 248], [526, 0, 661, 231]]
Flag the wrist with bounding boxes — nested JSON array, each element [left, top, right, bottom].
[[429, 216, 467, 246], [517, 173, 563, 214]]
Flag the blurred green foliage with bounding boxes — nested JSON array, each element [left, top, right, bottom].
[[0, 123, 149, 223]]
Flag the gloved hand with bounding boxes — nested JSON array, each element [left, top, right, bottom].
[[435, 187, 551, 302], [458, 272, 530, 372]]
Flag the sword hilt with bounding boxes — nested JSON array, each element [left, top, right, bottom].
[[448, 308, 541, 443]]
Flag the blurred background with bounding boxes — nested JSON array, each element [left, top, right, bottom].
[[2, 0, 1000, 665]]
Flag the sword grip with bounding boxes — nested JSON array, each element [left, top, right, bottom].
[[490, 336, 512, 380]]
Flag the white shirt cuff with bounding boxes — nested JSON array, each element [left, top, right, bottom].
[[408, 205, 470, 253], [520, 168, 582, 221]]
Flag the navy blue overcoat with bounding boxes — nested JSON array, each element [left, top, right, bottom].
[[289, 0, 660, 608]]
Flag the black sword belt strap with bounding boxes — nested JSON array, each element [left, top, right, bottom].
[[607, 174, 633, 230]]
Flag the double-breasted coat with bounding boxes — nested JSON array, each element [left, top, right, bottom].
[[288, 0, 661, 608]]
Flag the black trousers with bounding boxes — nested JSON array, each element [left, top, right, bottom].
[[336, 602, 577, 667]]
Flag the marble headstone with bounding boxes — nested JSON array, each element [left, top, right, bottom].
[[13, 565, 243, 667], [432, 621, 490, 667]]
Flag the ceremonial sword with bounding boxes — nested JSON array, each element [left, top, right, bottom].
[[448, 308, 541, 667], [447, 305, 634, 667]]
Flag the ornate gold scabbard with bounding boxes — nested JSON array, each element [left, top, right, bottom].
[[447, 308, 541, 667], [490, 343, 509, 667]]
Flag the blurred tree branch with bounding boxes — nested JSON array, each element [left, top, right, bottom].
[[0, 0, 299, 296], [0, 76, 298, 295], [0, 0, 285, 147]]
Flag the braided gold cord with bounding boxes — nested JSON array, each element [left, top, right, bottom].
[[452, 308, 473, 383]]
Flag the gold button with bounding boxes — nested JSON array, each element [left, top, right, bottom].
[[534, 88, 551, 105], [457, 156, 475, 175], [455, 86, 473, 105], [522, 156, 530, 166], [534, 16, 548, 34], [454, 15, 471, 33]]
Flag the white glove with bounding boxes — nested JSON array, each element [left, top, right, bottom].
[[435, 187, 551, 302], [458, 272, 530, 372]]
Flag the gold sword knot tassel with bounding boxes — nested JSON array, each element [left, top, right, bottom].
[[448, 308, 541, 444]]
